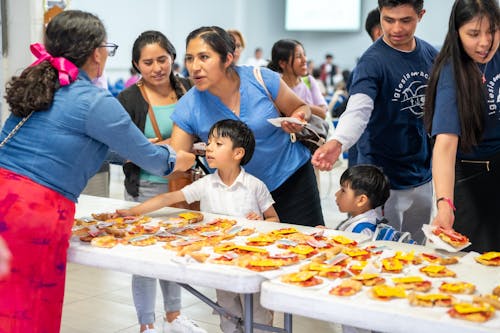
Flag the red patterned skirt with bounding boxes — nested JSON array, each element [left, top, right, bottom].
[[0, 168, 75, 333]]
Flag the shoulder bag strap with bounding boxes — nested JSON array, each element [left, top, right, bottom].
[[0, 112, 34, 148], [253, 67, 279, 111], [253, 67, 298, 142], [137, 81, 162, 141]]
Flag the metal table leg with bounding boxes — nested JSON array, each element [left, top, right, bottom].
[[179, 284, 289, 333], [284, 313, 293, 333], [244, 293, 254, 333], [178, 283, 241, 327]]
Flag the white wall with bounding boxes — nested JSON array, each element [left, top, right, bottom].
[[69, 0, 455, 83], [1, 0, 44, 123], [69, 0, 248, 82]]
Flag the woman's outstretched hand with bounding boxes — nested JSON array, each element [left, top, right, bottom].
[[173, 150, 196, 173]]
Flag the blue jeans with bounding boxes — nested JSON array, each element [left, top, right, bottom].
[[126, 180, 182, 325], [132, 275, 181, 324]]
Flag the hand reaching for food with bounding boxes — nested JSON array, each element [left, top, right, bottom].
[[246, 212, 263, 221]]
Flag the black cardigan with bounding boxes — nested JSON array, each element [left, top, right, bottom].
[[117, 76, 192, 197]]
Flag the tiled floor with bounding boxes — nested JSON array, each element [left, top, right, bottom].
[[61, 161, 348, 333]]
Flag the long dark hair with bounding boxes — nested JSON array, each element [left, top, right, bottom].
[[267, 39, 303, 75], [424, 0, 499, 151], [132, 30, 186, 99], [185, 26, 236, 74], [4, 10, 106, 117]]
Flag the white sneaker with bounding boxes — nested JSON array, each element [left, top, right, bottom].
[[142, 328, 158, 333], [163, 315, 207, 333]]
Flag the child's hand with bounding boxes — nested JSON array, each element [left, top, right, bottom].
[[115, 208, 134, 217], [315, 225, 327, 229], [246, 212, 262, 220]]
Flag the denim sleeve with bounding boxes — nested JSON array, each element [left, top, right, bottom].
[[104, 150, 126, 165], [85, 94, 176, 176]]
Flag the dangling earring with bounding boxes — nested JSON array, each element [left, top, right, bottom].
[[97, 63, 102, 78]]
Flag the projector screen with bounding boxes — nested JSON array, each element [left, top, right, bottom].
[[285, 0, 361, 31]]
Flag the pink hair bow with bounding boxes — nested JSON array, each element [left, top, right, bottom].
[[30, 43, 79, 86]]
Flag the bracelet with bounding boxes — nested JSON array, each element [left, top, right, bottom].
[[436, 197, 456, 211]]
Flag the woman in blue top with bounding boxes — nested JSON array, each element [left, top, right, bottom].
[[0, 11, 194, 333], [425, 0, 500, 252], [171, 26, 325, 227]]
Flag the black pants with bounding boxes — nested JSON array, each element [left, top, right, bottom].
[[453, 152, 500, 252], [271, 161, 325, 227]]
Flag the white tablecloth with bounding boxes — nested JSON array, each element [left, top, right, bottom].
[[71, 195, 500, 333], [260, 241, 500, 333], [70, 195, 266, 292], [69, 195, 367, 293]]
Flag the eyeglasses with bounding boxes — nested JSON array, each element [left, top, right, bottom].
[[235, 43, 244, 50], [99, 42, 119, 57]]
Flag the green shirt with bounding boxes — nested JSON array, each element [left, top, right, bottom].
[[140, 104, 176, 183]]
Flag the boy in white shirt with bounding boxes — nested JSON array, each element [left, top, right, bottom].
[[117, 119, 278, 333]]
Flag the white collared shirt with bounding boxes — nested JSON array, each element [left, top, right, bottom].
[[181, 167, 275, 219]]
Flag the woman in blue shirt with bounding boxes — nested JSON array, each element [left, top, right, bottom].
[[170, 26, 325, 228], [0, 11, 194, 333], [425, 0, 500, 252]]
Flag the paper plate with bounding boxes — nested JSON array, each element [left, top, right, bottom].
[[421, 224, 471, 252], [267, 117, 306, 127]]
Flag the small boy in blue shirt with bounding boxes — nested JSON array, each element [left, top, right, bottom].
[[336, 164, 413, 333], [335, 164, 415, 244], [335, 165, 390, 237]]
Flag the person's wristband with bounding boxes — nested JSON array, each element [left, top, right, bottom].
[[436, 197, 456, 211]]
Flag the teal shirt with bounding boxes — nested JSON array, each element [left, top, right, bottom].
[[140, 104, 176, 183]]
